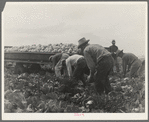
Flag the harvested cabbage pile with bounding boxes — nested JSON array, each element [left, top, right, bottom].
[[4, 43, 78, 53]]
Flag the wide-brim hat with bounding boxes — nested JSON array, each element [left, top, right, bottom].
[[78, 37, 90, 49], [116, 49, 123, 56]]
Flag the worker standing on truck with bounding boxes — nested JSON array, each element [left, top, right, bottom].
[[77, 37, 114, 94], [49, 53, 69, 78], [62, 54, 87, 86], [109, 40, 119, 73], [116, 50, 142, 78]]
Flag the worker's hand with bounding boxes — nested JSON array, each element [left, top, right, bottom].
[[87, 75, 94, 83]]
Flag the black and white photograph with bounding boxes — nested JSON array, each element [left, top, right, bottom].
[[2, 1, 148, 120]]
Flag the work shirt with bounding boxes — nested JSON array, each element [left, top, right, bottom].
[[83, 44, 111, 75], [109, 45, 118, 53], [52, 53, 62, 68], [54, 53, 69, 68], [54, 53, 69, 77], [122, 53, 139, 75], [61, 53, 69, 60], [66, 54, 84, 77]]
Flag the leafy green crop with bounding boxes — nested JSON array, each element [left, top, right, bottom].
[[4, 65, 145, 113]]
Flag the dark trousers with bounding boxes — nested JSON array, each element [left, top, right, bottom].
[[72, 58, 87, 86], [94, 55, 114, 94]]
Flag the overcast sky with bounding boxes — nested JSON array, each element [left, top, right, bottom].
[[2, 2, 147, 56]]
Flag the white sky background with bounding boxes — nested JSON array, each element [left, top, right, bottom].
[[2, 2, 147, 57]]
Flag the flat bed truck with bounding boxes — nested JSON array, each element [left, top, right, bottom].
[[4, 52, 56, 74], [4, 47, 110, 74]]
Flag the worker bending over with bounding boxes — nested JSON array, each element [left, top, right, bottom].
[[78, 37, 114, 94], [49, 53, 69, 78], [63, 54, 87, 86], [116, 50, 142, 78]]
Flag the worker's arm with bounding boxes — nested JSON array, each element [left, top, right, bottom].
[[84, 51, 95, 77], [52, 56, 57, 70], [127, 64, 131, 72], [122, 60, 127, 77], [66, 59, 72, 78]]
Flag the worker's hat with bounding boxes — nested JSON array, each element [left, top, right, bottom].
[[78, 37, 90, 49]]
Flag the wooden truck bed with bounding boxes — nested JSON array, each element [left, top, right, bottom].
[[4, 52, 55, 64], [4, 47, 110, 64]]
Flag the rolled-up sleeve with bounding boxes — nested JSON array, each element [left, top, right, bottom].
[[84, 51, 95, 76]]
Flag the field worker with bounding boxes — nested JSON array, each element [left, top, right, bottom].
[[109, 40, 119, 72], [49, 53, 69, 78], [78, 37, 114, 94], [116, 50, 142, 78], [63, 54, 87, 86], [49, 53, 62, 70]]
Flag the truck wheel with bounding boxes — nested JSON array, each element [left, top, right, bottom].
[[14, 63, 25, 74]]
